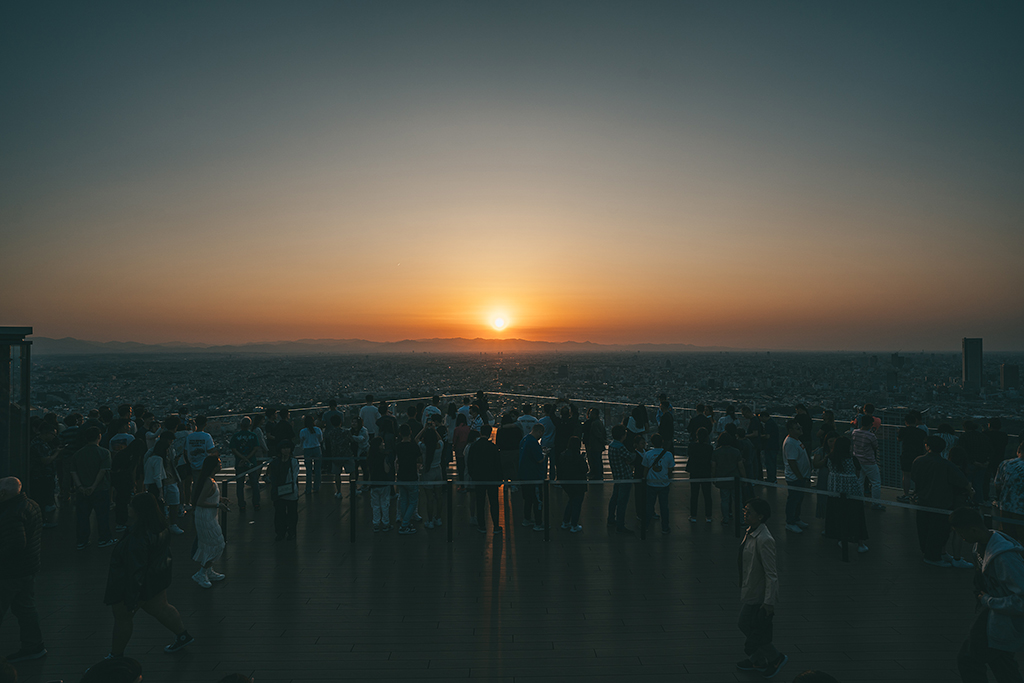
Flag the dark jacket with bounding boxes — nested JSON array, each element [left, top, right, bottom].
[[911, 453, 970, 509], [0, 493, 42, 579], [104, 525, 173, 607], [467, 439, 502, 482]]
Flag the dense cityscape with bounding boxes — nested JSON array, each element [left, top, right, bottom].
[[32, 349, 1024, 434]]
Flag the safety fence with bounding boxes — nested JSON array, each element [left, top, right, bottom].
[[209, 456, 1019, 564]]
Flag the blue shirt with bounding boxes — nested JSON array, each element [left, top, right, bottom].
[[518, 434, 546, 480], [538, 416, 556, 449]]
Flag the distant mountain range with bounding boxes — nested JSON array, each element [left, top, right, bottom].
[[30, 336, 746, 355]]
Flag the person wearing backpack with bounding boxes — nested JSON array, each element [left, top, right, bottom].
[[642, 434, 675, 535]]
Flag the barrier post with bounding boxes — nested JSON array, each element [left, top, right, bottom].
[[446, 478, 453, 543], [543, 479, 550, 542], [839, 492, 849, 563], [349, 476, 357, 544], [734, 475, 743, 539]]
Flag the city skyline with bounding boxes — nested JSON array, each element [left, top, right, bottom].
[[2, 3, 1022, 350]]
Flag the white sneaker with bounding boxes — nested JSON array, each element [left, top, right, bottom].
[[424, 520, 434, 529], [433, 517, 442, 527], [571, 525, 583, 533], [796, 521, 809, 529], [561, 522, 571, 530], [205, 567, 225, 581], [857, 544, 869, 553], [192, 570, 212, 589], [785, 524, 804, 534], [168, 524, 184, 535], [334, 492, 344, 500], [951, 558, 974, 569]]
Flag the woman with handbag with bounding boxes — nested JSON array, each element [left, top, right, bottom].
[[267, 440, 300, 540]]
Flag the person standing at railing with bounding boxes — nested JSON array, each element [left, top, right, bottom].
[[743, 407, 764, 481], [817, 436, 868, 554], [538, 405, 557, 478], [605, 424, 635, 535], [230, 417, 262, 512], [519, 424, 546, 532], [912, 436, 973, 568], [986, 419, 1011, 501], [898, 412, 927, 504], [757, 412, 781, 484], [583, 408, 607, 481], [348, 416, 369, 496], [643, 434, 674, 535], [811, 431, 837, 521], [559, 436, 589, 533], [517, 403, 539, 438], [323, 414, 348, 500], [468, 425, 503, 535], [783, 420, 811, 534], [416, 419, 445, 530], [959, 422, 990, 505], [299, 415, 324, 496], [395, 424, 421, 535], [657, 398, 675, 455], [267, 441, 299, 541], [496, 413, 523, 490], [851, 415, 884, 510], [367, 437, 394, 533], [713, 432, 744, 527], [687, 427, 714, 524]]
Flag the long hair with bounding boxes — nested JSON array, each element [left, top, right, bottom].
[[304, 415, 315, 432], [153, 430, 174, 460], [631, 404, 649, 430], [830, 436, 859, 473], [131, 492, 168, 534], [192, 455, 221, 505]]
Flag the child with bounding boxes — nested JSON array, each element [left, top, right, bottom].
[[267, 441, 300, 540], [367, 437, 394, 531]]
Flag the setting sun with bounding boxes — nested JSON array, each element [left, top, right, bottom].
[[492, 317, 507, 331]]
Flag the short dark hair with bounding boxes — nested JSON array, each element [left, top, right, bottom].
[[650, 434, 663, 448], [696, 427, 709, 443], [480, 424, 493, 438], [330, 414, 342, 427], [399, 423, 411, 438], [786, 418, 800, 431], [365, 394, 374, 403], [925, 435, 947, 454], [744, 497, 771, 523], [84, 426, 102, 443], [949, 506, 986, 530], [611, 424, 626, 441], [195, 415, 208, 429], [863, 403, 875, 414], [859, 415, 874, 428]]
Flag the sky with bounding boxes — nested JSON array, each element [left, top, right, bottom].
[[2, 1, 1022, 351]]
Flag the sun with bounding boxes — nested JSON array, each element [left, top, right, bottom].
[[492, 317, 507, 331]]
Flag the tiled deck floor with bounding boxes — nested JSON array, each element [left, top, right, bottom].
[[3, 481, 976, 682]]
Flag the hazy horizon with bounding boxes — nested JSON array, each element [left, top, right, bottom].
[[3, 3, 1022, 350]]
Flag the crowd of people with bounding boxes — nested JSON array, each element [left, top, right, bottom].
[[1, 392, 1020, 681]]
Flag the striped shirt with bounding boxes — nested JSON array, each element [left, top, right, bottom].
[[851, 428, 878, 465]]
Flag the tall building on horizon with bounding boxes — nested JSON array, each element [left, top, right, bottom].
[[962, 337, 983, 391]]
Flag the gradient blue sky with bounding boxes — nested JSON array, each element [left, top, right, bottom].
[[2, 2, 1022, 350]]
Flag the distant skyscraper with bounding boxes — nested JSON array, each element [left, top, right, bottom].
[[962, 338, 983, 391], [1001, 364, 1020, 391]]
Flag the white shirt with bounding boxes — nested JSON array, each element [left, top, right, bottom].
[[185, 431, 215, 470], [143, 453, 166, 486], [783, 435, 809, 481], [359, 405, 381, 436], [299, 427, 323, 449], [518, 415, 539, 437], [422, 405, 443, 425], [108, 433, 134, 451], [642, 448, 675, 487]]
